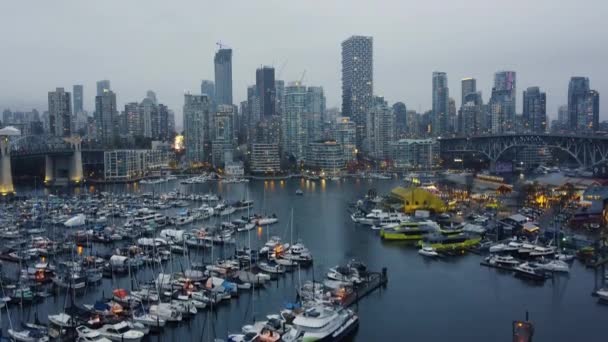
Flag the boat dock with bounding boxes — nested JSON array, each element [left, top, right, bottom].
[[342, 268, 388, 307]]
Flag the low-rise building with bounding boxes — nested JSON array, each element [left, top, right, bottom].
[[250, 143, 280, 174], [391, 138, 439, 170], [104, 149, 171, 182], [225, 161, 244, 177], [305, 140, 345, 173]]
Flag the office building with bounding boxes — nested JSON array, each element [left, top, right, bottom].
[[489, 71, 516, 133], [341, 35, 373, 149], [214, 48, 233, 105], [522, 87, 547, 133], [139, 97, 157, 138], [183, 94, 211, 163], [96, 80, 111, 96], [48, 87, 72, 137], [275, 80, 285, 117], [568, 77, 600, 132], [95, 90, 118, 145], [432, 72, 449, 135], [256, 66, 276, 118]]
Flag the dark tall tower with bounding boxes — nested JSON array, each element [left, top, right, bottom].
[[392, 102, 407, 139], [73, 85, 83, 114], [522, 86, 547, 133], [342, 35, 373, 149], [256, 66, 276, 118], [214, 49, 233, 105]]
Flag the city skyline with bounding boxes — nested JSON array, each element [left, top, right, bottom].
[[0, 1, 606, 126]]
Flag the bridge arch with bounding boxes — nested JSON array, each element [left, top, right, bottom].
[[492, 143, 583, 167]]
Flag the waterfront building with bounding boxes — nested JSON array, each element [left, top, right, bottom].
[[333, 117, 357, 162], [183, 94, 211, 164], [489, 71, 516, 133], [522, 87, 547, 133], [390, 138, 439, 170], [365, 96, 394, 160], [103, 149, 170, 182], [212, 104, 235, 167], [225, 161, 244, 177], [48, 87, 72, 137], [96, 80, 111, 96], [342, 35, 373, 149], [432, 72, 449, 136], [214, 48, 233, 105], [256, 66, 276, 118], [250, 143, 280, 173], [305, 140, 345, 173], [568, 77, 600, 132], [94, 89, 118, 146]]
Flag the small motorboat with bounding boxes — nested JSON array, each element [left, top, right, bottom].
[[418, 246, 439, 257], [8, 327, 49, 342], [295, 189, 304, 196]]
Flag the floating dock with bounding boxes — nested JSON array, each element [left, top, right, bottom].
[[342, 268, 388, 307]]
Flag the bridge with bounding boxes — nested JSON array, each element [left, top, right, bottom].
[[1, 127, 85, 194], [440, 134, 608, 169]]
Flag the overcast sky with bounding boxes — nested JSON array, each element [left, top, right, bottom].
[[0, 0, 605, 128]]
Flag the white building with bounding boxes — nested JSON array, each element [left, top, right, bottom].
[[104, 149, 171, 182]]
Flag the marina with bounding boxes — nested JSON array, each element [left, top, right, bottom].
[[0, 176, 605, 341]]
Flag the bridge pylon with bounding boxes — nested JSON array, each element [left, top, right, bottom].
[[66, 136, 83, 184], [0, 127, 20, 195]]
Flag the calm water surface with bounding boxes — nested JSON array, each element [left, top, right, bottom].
[[4, 178, 606, 341]]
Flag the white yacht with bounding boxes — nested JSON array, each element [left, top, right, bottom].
[[418, 246, 439, 257], [96, 322, 145, 342], [76, 326, 112, 342], [536, 259, 570, 273], [281, 305, 359, 342], [486, 255, 520, 267]]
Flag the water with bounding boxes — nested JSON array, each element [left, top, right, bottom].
[[4, 178, 606, 341]]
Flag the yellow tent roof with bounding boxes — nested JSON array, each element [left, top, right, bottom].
[[390, 186, 446, 213]]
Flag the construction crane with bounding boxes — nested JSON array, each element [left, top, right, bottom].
[[298, 70, 307, 85], [216, 41, 231, 50], [277, 60, 288, 79]]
